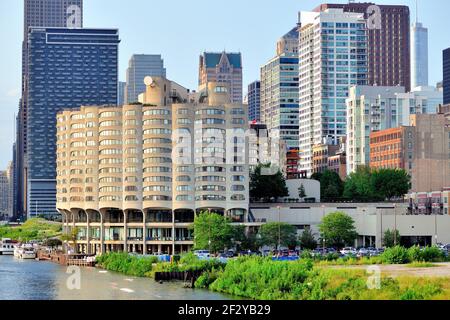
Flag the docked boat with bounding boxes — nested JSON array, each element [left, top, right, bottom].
[[14, 244, 37, 259], [0, 238, 15, 255]]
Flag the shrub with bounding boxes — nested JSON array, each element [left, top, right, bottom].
[[407, 246, 422, 262], [407, 246, 445, 263], [195, 268, 223, 289], [420, 246, 445, 262], [381, 246, 410, 264]]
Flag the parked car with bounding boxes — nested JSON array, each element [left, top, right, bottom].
[[340, 247, 357, 256], [357, 248, 369, 257], [194, 250, 210, 258]]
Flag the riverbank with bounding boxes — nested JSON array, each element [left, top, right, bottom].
[[93, 252, 450, 300], [0, 218, 61, 242], [0, 255, 231, 300]]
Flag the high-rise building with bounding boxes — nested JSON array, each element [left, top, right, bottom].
[[25, 27, 119, 218], [124, 54, 166, 104], [411, 22, 428, 89], [0, 171, 10, 220], [443, 48, 450, 105], [314, 3, 411, 91], [370, 114, 450, 195], [199, 52, 243, 103], [346, 85, 442, 174], [346, 86, 405, 173], [298, 9, 368, 176], [277, 26, 299, 55], [56, 78, 249, 254], [118, 81, 126, 106], [247, 81, 261, 122], [17, 0, 84, 219], [6, 162, 13, 219]]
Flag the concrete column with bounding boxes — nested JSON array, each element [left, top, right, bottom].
[[100, 211, 104, 254], [86, 211, 90, 255], [123, 210, 128, 253], [172, 210, 176, 256], [142, 210, 146, 255]]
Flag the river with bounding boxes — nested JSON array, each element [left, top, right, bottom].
[[0, 255, 232, 300]]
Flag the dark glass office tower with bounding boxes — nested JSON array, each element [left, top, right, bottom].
[[247, 81, 261, 122], [443, 48, 450, 105], [25, 28, 119, 217], [314, 3, 411, 92], [16, 0, 83, 219]]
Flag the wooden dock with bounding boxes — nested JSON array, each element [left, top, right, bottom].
[[37, 250, 95, 267]]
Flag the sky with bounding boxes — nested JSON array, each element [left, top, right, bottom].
[[0, 0, 448, 169]]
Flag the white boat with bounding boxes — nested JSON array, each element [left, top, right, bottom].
[[14, 244, 37, 260], [0, 238, 15, 255]]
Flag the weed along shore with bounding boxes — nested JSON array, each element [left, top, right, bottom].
[[94, 250, 450, 300]]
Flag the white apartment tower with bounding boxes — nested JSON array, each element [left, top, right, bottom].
[[298, 9, 368, 176]]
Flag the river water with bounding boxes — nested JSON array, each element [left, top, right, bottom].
[[0, 255, 232, 300]]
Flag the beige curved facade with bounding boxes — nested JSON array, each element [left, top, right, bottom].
[[57, 78, 249, 254]]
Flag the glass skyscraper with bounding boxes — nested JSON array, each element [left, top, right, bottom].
[[124, 54, 166, 104], [16, 0, 83, 219], [260, 53, 299, 150], [443, 48, 450, 105], [26, 27, 119, 217], [247, 81, 261, 122], [411, 22, 428, 89], [298, 9, 368, 176]]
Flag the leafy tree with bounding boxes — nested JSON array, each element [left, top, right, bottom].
[[258, 222, 297, 249], [298, 184, 307, 201], [383, 229, 401, 248], [250, 164, 289, 202], [344, 166, 411, 201], [343, 166, 378, 201], [192, 212, 234, 253], [371, 169, 411, 200], [60, 227, 79, 254], [299, 228, 318, 250], [311, 170, 343, 200], [318, 211, 358, 249], [310, 172, 322, 182], [232, 226, 259, 252]]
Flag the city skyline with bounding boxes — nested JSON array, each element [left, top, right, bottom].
[[0, 0, 447, 169]]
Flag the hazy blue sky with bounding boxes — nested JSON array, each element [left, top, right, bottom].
[[0, 0, 448, 168]]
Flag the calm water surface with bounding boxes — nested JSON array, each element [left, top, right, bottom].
[[0, 255, 232, 300]]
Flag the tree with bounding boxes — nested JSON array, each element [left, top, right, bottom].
[[250, 164, 289, 202], [299, 228, 318, 250], [383, 229, 401, 248], [298, 184, 307, 201], [258, 222, 297, 249], [192, 211, 234, 253], [344, 166, 411, 201], [343, 166, 378, 201], [311, 170, 343, 201], [371, 169, 411, 200], [318, 211, 358, 249], [60, 227, 79, 254], [232, 225, 259, 252]]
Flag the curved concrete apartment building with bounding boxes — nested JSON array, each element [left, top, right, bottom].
[[56, 78, 249, 255]]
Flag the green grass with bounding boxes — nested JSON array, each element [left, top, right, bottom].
[[206, 257, 450, 300], [0, 218, 62, 242], [406, 262, 438, 268]]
